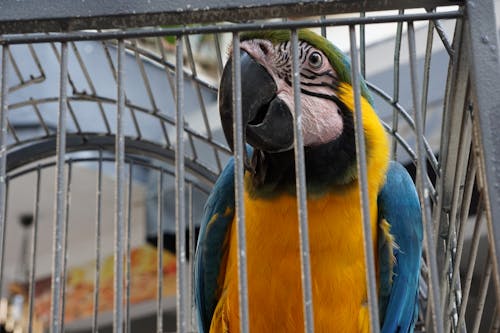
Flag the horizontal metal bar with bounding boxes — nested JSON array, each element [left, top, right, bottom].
[[0, 11, 462, 44], [0, 1, 463, 34]]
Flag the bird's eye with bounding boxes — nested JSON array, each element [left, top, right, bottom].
[[308, 51, 323, 69]]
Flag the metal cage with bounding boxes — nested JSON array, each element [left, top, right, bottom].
[[0, 0, 499, 332]]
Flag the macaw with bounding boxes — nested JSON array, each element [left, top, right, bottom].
[[195, 29, 423, 333]]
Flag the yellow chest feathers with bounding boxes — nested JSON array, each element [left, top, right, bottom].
[[217, 187, 378, 333]]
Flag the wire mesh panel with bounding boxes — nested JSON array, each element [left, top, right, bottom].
[[0, 0, 498, 332]]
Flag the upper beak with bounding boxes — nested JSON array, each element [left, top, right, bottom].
[[219, 50, 294, 153]]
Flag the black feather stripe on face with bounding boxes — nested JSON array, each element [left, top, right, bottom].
[[272, 40, 340, 99]]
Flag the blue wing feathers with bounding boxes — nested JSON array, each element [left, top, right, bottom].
[[195, 158, 236, 333], [378, 161, 423, 333]]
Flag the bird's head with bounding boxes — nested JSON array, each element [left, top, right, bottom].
[[219, 29, 389, 197]]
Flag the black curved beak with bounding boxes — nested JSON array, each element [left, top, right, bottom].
[[219, 50, 294, 153]]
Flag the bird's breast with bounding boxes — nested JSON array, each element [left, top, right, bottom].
[[221, 186, 378, 333]]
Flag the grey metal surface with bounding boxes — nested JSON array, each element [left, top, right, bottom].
[[466, 0, 500, 305], [291, 29, 315, 333], [0, 0, 463, 34]]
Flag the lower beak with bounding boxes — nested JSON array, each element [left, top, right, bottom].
[[219, 50, 294, 153]]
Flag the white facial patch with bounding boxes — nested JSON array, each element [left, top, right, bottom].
[[277, 90, 344, 146]]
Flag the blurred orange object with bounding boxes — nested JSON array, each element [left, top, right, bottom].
[[33, 244, 177, 326]]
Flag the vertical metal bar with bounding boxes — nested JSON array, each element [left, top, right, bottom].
[[188, 183, 195, 331], [407, 22, 444, 333], [445, 153, 476, 332], [0, 181, 6, 303], [431, 22, 467, 315], [291, 29, 315, 333], [176, 35, 188, 333], [92, 151, 103, 333], [214, 34, 224, 78], [60, 161, 73, 333], [49, 42, 77, 94], [391, 10, 404, 159], [490, 310, 500, 333], [359, 13, 366, 78], [471, 252, 492, 333], [349, 25, 380, 333], [114, 39, 126, 333], [0, 45, 9, 303], [50, 41, 68, 333], [440, 105, 472, 329], [456, 198, 484, 330], [320, 16, 327, 38], [125, 162, 133, 333], [466, 0, 500, 301], [421, 20, 434, 127], [157, 171, 164, 333], [156, 37, 176, 98], [27, 166, 41, 333], [231, 33, 250, 333]]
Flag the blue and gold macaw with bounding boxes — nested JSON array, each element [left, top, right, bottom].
[[195, 29, 423, 332]]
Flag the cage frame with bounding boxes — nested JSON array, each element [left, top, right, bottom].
[[0, 0, 499, 332]]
